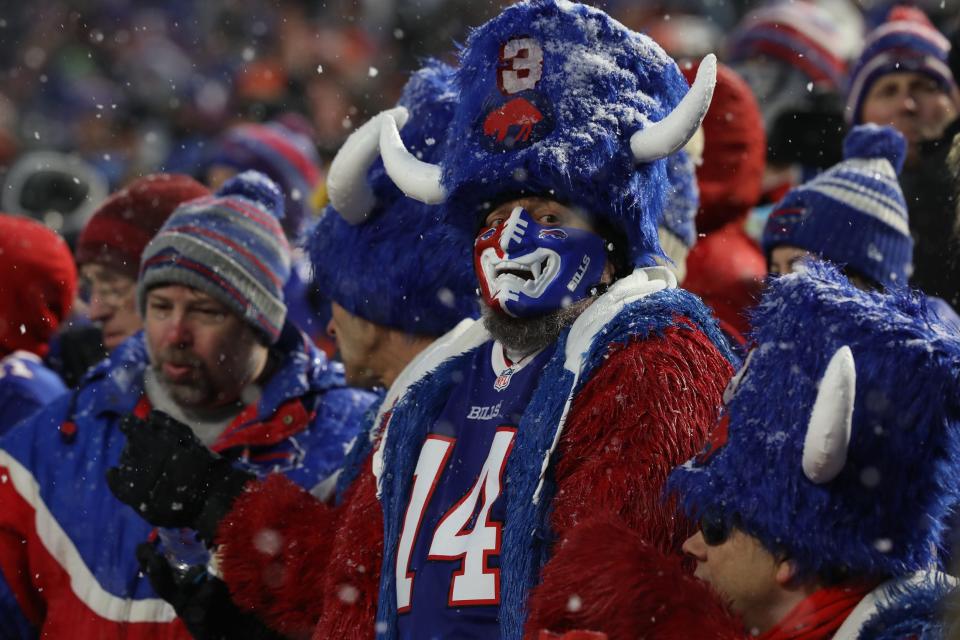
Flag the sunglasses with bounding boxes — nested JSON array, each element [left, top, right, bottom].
[[699, 506, 735, 546]]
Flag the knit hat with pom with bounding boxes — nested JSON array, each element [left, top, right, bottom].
[[762, 124, 912, 289], [138, 171, 291, 343], [76, 174, 210, 279], [208, 117, 323, 241], [846, 5, 956, 125]]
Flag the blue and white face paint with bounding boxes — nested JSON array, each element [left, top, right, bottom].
[[473, 206, 608, 318]]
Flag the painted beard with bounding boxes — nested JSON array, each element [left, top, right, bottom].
[[482, 296, 593, 356]]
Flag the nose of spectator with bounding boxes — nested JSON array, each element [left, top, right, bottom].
[[682, 530, 708, 562], [87, 293, 114, 324], [160, 309, 194, 350]]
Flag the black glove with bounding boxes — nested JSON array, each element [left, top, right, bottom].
[[136, 542, 287, 640], [107, 411, 254, 544]]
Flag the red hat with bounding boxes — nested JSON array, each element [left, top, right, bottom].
[[682, 61, 766, 234], [0, 214, 78, 358], [76, 174, 210, 278]]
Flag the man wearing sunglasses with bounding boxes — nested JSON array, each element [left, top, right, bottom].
[[528, 263, 960, 639]]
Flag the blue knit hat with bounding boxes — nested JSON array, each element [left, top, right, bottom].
[[138, 171, 291, 344], [669, 261, 960, 579], [355, 0, 716, 270], [207, 118, 322, 242], [314, 61, 478, 336], [846, 5, 956, 125], [762, 124, 912, 289]]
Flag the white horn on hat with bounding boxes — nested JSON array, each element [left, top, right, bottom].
[[379, 110, 448, 205], [326, 106, 410, 224], [802, 345, 857, 484], [630, 53, 718, 164]]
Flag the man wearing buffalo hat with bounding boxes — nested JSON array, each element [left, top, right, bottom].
[[362, 1, 738, 633], [359, 0, 736, 634], [522, 263, 960, 639], [104, 2, 737, 638], [0, 171, 377, 638]]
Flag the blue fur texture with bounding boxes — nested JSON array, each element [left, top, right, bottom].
[[669, 262, 960, 579], [661, 149, 699, 248], [857, 574, 954, 639], [310, 61, 478, 336], [439, 0, 691, 266], [375, 287, 735, 639]]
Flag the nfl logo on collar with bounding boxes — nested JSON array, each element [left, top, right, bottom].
[[494, 367, 515, 392]]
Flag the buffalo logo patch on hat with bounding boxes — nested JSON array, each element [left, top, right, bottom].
[[478, 36, 554, 151], [766, 205, 807, 238]]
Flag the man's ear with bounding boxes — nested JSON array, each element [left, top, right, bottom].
[[774, 558, 800, 587]]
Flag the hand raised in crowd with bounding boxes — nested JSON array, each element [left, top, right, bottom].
[[106, 411, 254, 544]]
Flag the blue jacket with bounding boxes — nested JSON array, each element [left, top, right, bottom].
[[0, 324, 378, 639], [0, 351, 69, 437]]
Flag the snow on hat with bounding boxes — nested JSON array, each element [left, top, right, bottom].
[[208, 118, 322, 241], [668, 261, 960, 579], [331, 0, 717, 269], [657, 150, 699, 282], [314, 61, 478, 336], [682, 61, 766, 234], [728, 2, 852, 92], [846, 5, 956, 125], [0, 214, 77, 358], [762, 124, 912, 289], [138, 171, 291, 344], [1, 151, 109, 244], [76, 174, 210, 279]]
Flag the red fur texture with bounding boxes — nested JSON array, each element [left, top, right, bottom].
[[525, 515, 744, 640], [313, 459, 383, 639], [216, 474, 335, 640], [550, 323, 732, 555]]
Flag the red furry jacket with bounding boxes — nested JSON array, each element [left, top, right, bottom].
[[214, 269, 735, 639]]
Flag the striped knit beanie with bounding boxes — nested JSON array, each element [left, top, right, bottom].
[[728, 3, 852, 92], [846, 6, 956, 125], [762, 124, 912, 289], [138, 171, 291, 344], [77, 174, 210, 279], [208, 118, 322, 241]]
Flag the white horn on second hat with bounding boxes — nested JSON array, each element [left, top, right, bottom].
[[802, 345, 857, 484], [379, 111, 448, 205], [326, 106, 410, 224], [631, 54, 718, 164]]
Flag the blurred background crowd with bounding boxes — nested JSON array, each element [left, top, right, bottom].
[[0, 0, 958, 363]]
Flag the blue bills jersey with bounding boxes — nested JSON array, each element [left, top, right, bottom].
[[396, 340, 555, 640]]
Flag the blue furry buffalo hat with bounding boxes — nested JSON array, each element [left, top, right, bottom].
[[356, 0, 717, 269], [668, 262, 960, 579], [313, 61, 478, 336]]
